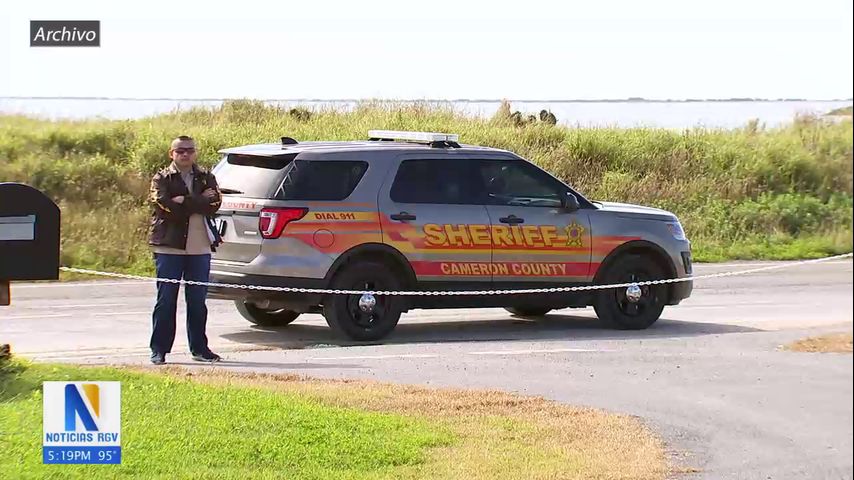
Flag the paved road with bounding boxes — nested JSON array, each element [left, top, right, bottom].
[[3, 260, 853, 479]]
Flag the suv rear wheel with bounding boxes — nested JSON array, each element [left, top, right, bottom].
[[593, 254, 667, 329], [235, 300, 300, 327], [323, 261, 404, 341], [505, 307, 552, 317]]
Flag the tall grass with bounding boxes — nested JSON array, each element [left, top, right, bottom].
[[0, 100, 851, 275]]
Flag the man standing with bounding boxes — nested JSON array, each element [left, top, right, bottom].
[[148, 136, 223, 365]]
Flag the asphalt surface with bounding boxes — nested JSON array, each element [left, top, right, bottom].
[[3, 260, 853, 479]]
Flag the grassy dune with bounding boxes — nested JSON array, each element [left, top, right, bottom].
[[827, 105, 853, 116], [0, 100, 851, 275]]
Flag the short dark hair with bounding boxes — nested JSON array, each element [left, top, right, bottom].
[[170, 136, 196, 150]]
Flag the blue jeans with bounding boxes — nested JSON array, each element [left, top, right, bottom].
[[150, 253, 212, 356]]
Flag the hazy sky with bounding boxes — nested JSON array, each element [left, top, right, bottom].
[[2, 0, 852, 100]]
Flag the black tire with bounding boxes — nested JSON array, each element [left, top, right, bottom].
[[235, 300, 300, 327], [505, 307, 552, 317], [593, 254, 667, 330], [322, 261, 404, 341]]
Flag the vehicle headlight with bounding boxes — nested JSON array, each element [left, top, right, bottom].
[[666, 221, 687, 241]]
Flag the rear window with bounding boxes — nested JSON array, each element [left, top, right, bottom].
[[274, 160, 368, 201], [212, 154, 295, 199]]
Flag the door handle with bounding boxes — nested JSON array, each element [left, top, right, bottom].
[[499, 215, 524, 225], [390, 212, 417, 221]]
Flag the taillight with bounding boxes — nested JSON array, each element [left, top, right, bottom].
[[259, 207, 308, 239]]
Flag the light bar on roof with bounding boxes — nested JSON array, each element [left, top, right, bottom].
[[368, 130, 459, 143]]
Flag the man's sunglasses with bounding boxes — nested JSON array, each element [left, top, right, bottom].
[[173, 148, 196, 155]]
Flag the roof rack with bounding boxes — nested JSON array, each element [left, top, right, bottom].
[[367, 130, 461, 148]]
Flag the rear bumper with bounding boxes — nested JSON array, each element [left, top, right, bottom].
[[208, 270, 325, 307]]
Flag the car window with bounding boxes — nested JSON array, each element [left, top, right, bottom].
[[478, 160, 566, 207], [390, 159, 484, 205], [275, 160, 368, 201], [212, 154, 295, 199]]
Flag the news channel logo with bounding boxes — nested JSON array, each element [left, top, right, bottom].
[[43, 382, 121, 464]]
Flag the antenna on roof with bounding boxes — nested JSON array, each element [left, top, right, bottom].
[[367, 130, 461, 148], [281, 136, 298, 146]]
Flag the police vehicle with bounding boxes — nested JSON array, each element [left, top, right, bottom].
[[208, 130, 693, 340]]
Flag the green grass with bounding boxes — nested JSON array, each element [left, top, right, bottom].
[[0, 360, 453, 479], [0, 100, 852, 274], [0, 359, 672, 479]]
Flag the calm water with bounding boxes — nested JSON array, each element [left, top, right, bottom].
[[0, 98, 851, 129]]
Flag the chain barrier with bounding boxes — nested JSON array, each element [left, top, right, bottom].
[[57, 252, 853, 296]]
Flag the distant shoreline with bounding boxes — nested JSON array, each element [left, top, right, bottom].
[[1, 96, 852, 104]]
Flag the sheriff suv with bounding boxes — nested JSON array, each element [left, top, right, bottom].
[[207, 130, 693, 341]]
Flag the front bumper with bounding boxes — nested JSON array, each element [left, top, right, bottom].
[[664, 249, 693, 305], [667, 278, 693, 305]]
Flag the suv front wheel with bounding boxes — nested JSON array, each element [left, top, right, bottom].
[[593, 254, 667, 330], [235, 301, 300, 327], [323, 261, 405, 341]]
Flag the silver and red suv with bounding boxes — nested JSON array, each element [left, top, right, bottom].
[[208, 130, 693, 340]]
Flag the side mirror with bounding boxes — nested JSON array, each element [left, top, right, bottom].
[[561, 191, 580, 212]]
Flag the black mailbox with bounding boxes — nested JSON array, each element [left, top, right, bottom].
[[0, 183, 60, 305]]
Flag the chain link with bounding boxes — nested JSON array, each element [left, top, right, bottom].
[[56, 252, 853, 296]]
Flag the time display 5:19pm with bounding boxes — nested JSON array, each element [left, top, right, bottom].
[[43, 446, 121, 464]]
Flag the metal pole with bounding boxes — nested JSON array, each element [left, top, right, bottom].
[[1, 279, 9, 306], [1, 280, 11, 360]]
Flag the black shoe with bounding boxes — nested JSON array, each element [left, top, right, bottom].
[[192, 351, 221, 363], [150, 352, 166, 365]]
